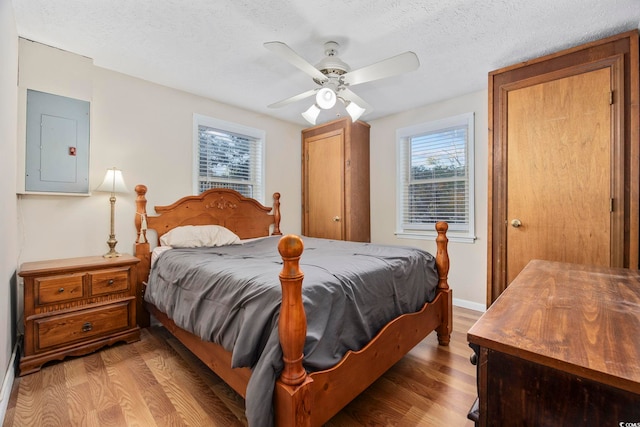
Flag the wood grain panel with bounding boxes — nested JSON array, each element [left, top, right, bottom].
[[36, 302, 131, 350], [469, 261, 640, 424], [506, 67, 612, 284], [89, 267, 130, 296], [306, 130, 344, 240], [145, 189, 277, 242], [36, 274, 84, 305], [40, 363, 71, 426], [469, 260, 640, 392]]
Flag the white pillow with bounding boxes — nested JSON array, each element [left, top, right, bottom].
[[159, 225, 241, 248]]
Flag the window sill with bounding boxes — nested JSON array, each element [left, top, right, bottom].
[[395, 232, 476, 244]]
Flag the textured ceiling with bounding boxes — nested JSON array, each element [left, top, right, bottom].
[[11, 0, 640, 126]]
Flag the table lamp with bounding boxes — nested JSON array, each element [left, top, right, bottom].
[[96, 167, 128, 257]]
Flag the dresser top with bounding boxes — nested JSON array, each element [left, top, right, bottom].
[[468, 259, 640, 394], [19, 254, 139, 277]]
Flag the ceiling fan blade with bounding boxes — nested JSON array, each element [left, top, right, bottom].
[[268, 88, 318, 109], [342, 51, 419, 86], [340, 88, 373, 113], [264, 41, 328, 83]]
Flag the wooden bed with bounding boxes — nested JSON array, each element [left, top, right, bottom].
[[133, 185, 453, 427]]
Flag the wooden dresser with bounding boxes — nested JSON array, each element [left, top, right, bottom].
[[467, 260, 640, 426], [19, 254, 140, 375]]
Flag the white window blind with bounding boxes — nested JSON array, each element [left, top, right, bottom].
[[194, 115, 264, 202], [397, 113, 475, 242]]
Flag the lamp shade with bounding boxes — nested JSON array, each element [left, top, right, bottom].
[[346, 101, 366, 122], [316, 87, 337, 110], [302, 104, 321, 125], [96, 167, 128, 194]]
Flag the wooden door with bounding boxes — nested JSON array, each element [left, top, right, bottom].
[[305, 130, 344, 239], [506, 69, 612, 284], [487, 31, 639, 306]]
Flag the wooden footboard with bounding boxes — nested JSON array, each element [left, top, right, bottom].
[[133, 185, 452, 426], [273, 222, 451, 426]]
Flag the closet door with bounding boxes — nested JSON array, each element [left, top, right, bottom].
[[305, 129, 344, 240], [487, 30, 639, 305], [506, 68, 613, 285]]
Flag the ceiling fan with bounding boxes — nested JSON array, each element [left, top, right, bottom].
[[264, 41, 420, 125]]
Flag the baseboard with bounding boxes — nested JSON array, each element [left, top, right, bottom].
[[0, 344, 17, 425], [453, 297, 486, 313]]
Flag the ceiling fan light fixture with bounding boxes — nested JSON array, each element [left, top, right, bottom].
[[302, 104, 321, 125], [345, 100, 366, 122], [316, 87, 337, 110], [265, 40, 419, 125]]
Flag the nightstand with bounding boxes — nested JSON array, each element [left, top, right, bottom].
[[18, 254, 141, 375]]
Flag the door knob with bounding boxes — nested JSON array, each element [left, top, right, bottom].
[[511, 219, 522, 228], [332, 216, 341, 222]]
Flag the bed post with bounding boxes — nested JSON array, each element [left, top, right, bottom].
[[134, 184, 151, 327], [274, 235, 312, 427], [272, 192, 282, 235], [435, 221, 452, 345]]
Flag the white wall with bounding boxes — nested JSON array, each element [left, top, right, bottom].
[[15, 41, 487, 331], [369, 91, 488, 309], [0, 0, 19, 418], [16, 39, 303, 264]]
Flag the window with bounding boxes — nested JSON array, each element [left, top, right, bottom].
[[193, 114, 265, 203], [396, 112, 475, 242]]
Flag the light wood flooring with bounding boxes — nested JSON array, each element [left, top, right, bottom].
[[3, 306, 481, 426]]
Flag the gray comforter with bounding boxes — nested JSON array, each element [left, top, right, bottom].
[[144, 236, 438, 426]]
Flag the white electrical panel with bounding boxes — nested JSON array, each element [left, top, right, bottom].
[[25, 89, 90, 194]]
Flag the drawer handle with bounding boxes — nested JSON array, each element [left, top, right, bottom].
[[58, 287, 65, 293], [82, 322, 93, 332], [108, 279, 115, 285]]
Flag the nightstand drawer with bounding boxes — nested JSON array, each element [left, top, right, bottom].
[[36, 302, 131, 351], [36, 274, 84, 305], [89, 267, 130, 296]]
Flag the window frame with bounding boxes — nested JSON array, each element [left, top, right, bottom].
[[193, 114, 265, 203], [396, 112, 476, 243]]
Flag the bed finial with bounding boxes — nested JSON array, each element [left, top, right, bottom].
[[135, 184, 147, 196], [277, 235, 306, 386], [272, 192, 282, 235], [135, 185, 148, 245], [435, 221, 449, 291]]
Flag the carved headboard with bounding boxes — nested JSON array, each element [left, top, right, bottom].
[[133, 185, 282, 326]]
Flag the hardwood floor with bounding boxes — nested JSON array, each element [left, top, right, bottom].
[[3, 306, 481, 427]]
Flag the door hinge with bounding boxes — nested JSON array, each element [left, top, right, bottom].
[[610, 91, 614, 105], [611, 198, 614, 212]]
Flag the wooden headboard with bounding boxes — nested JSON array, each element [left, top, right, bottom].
[[133, 184, 282, 326]]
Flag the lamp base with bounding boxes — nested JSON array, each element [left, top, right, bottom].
[[103, 250, 122, 258], [104, 233, 121, 258]]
